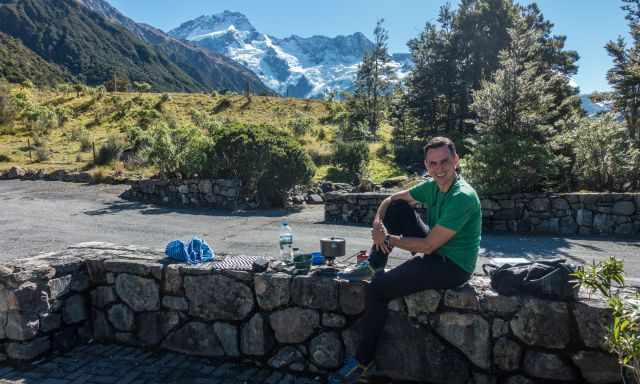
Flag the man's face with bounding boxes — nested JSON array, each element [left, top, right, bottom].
[[425, 146, 459, 186]]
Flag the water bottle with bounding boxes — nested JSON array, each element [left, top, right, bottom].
[[279, 221, 293, 261]]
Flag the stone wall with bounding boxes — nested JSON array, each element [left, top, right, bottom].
[[124, 178, 242, 210], [325, 191, 640, 236], [0, 243, 624, 383]]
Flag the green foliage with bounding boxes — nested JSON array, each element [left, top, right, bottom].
[[0, 32, 73, 87], [0, 0, 201, 91], [135, 107, 162, 129], [34, 141, 49, 162], [606, 0, 640, 143], [190, 110, 224, 136], [349, 19, 395, 137], [336, 118, 370, 142], [560, 114, 640, 191], [0, 82, 18, 125], [0, 153, 10, 162], [288, 114, 314, 136], [404, 1, 579, 147], [95, 135, 124, 165], [155, 93, 172, 111], [573, 257, 640, 381], [308, 147, 332, 166], [208, 123, 315, 206], [213, 98, 232, 114], [145, 123, 209, 178], [462, 15, 570, 193], [320, 96, 348, 125], [24, 104, 58, 140], [71, 127, 92, 152], [573, 257, 625, 298], [332, 140, 370, 180], [124, 125, 150, 153], [133, 82, 152, 93]]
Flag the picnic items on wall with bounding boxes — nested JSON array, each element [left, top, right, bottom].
[[165, 236, 214, 264], [320, 237, 346, 266]]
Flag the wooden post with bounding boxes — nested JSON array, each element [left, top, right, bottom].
[[92, 142, 96, 162], [27, 138, 31, 161]]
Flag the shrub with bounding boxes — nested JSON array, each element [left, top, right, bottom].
[[308, 147, 332, 166], [288, 115, 314, 136], [562, 114, 639, 191], [34, 142, 50, 162], [316, 128, 327, 141], [124, 125, 150, 152], [393, 141, 424, 166], [332, 140, 369, 179], [573, 257, 639, 381], [208, 123, 315, 206], [78, 132, 92, 152], [25, 105, 58, 141], [132, 82, 152, 93], [155, 94, 172, 111], [0, 82, 18, 125], [460, 136, 557, 194], [135, 107, 161, 129], [95, 135, 125, 165], [145, 123, 209, 178], [213, 98, 232, 114], [70, 126, 92, 151], [0, 153, 10, 162]]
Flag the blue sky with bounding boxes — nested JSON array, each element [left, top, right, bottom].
[[106, 0, 628, 94]]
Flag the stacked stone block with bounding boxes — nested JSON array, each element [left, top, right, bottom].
[[325, 192, 640, 236], [125, 178, 242, 210], [0, 250, 92, 362], [0, 243, 626, 383]]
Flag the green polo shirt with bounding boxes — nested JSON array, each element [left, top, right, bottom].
[[408, 176, 481, 273]]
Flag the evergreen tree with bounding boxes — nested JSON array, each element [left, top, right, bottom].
[[462, 15, 569, 193], [606, 0, 640, 143], [350, 19, 394, 137], [402, 0, 579, 152]]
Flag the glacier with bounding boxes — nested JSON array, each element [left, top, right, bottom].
[[169, 10, 412, 98]]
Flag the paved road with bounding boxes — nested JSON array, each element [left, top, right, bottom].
[[1, 180, 639, 282], [0, 343, 318, 383]]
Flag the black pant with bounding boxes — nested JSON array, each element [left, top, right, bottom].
[[356, 200, 471, 365]]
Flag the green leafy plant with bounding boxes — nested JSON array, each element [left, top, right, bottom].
[[288, 115, 314, 136], [573, 257, 640, 382], [207, 123, 315, 206], [144, 123, 209, 178], [332, 140, 369, 181], [95, 135, 125, 165]]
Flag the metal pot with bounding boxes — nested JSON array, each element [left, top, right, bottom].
[[320, 237, 346, 259]]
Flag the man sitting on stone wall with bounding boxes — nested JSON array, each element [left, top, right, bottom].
[[329, 136, 482, 384]]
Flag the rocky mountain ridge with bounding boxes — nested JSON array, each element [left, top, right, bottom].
[[169, 10, 412, 98]]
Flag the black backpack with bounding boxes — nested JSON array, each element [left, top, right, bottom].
[[482, 258, 579, 300]]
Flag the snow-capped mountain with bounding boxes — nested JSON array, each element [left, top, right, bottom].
[[169, 11, 412, 98], [580, 94, 613, 116]]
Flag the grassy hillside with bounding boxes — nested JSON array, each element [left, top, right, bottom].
[[0, 0, 201, 92], [0, 86, 405, 182], [0, 32, 75, 87]]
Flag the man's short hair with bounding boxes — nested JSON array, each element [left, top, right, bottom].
[[423, 137, 456, 157]]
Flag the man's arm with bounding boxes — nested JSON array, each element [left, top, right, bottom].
[[373, 190, 417, 226], [387, 225, 456, 255]]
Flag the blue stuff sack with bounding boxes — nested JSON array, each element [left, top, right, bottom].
[[165, 236, 214, 264]]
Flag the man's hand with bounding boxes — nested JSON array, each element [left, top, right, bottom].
[[371, 222, 389, 253]]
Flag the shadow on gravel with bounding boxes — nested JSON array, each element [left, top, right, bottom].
[[83, 198, 303, 218]]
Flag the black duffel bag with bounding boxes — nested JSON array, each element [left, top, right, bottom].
[[482, 258, 579, 300]]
